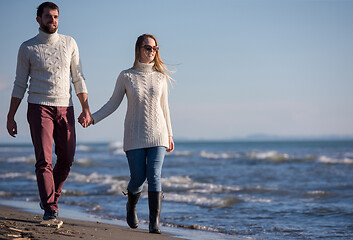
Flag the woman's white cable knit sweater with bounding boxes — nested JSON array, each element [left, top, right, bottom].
[[92, 62, 173, 152], [11, 29, 87, 107]]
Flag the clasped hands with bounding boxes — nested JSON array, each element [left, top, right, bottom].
[[78, 110, 93, 128]]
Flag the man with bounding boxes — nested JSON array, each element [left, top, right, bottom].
[[6, 2, 92, 221]]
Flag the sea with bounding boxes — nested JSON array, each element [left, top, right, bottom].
[[0, 140, 352, 239]]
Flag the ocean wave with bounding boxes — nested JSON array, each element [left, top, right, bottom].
[[109, 141, 123, 150], [200, 151, 240, 160], [318, 156, 353, 164], [66, 173, 248, 208], [0, 172, 35, 180], [162, 221, 223, 233], [198, 149, 322, 163], [69, 172, 122, 185], [162, 176, 241, 193], [68, 172, 129, 194], [165, 193, 242, 208], [241, 196, 273, 203], [304, 190, 335, 200], [240, 185, 281, 195], [306, 190, 328, 195], [105, 141, 125, 155], [0, 191, 11, 197], [76, 144, 94, 152], [161, 176, 274, 207], [200, 149, 292, 162], [112, 148, 125, 155], [108, 180, 130, 194], [89, 204, 103, 212], [248, 151, 289, 161], [5, 156, 35, 164], [74, 158, 94, 166], [61, 189, 89, 196]]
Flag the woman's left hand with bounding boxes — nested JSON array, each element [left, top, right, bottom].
[[167, 136, 174, 152]]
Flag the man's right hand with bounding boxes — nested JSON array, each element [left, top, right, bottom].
[[7, 118, 18, 137], [7, 97, 22, 138]]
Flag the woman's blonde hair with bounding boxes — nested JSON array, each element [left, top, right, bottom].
[[133, 34, 173, 85]]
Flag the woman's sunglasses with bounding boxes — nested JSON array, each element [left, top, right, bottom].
[[143, 45, 159, 52]]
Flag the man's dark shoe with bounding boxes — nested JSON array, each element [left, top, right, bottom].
[[43, 210, 58, 221]]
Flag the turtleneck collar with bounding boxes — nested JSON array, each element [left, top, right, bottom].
[[135, 61, 155, 72], [37, 28, 59, 44]]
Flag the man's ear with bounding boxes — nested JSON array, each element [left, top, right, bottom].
[[36, 16, 41, 24]]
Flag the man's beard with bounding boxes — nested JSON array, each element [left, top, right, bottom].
[[40, 21, 57, 34]]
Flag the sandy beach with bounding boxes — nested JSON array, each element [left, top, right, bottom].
[[0, 204, 183, 240]]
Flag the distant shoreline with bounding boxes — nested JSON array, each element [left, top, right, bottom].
[[1, 137, 352, 145]]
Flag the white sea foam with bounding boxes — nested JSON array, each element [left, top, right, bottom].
[[161, 176, 246, 207], [318, 156, 353, 164], [68, 172, 128, 194], [91, 204, 103, 212], [61, 189, 88, 196], [69, 172, 99, 183], [112, 148, 125, 155], [165, 193, 225, 207], [107, 141, 124, 155], [165, 189, 264, 207], [200, 151, 240, 160], [7, 155, 35, 163], [74, 158, 94, 166], [0, 191, 11, 196], [239, 194, 273, 203], [200, 150, 291, 161], [67, 173, 246, 207], [69, 172, 110, 183], [162, 176, 275, 207], [162, 176, 241, 193], [109, 141, 123, 150], [248, 151, 289, 161], [249, 198, 273, 203], [306, 190, 328, 196], [0, 172, 34, 179], [76, 144, 93, 152]]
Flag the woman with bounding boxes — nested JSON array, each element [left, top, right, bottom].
[[85, 34, 174, 234]]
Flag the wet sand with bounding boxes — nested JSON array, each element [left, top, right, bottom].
[[0, 204, 183, 240]]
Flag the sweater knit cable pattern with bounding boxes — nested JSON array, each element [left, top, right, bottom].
[[11, 29, 87, 107], [92, 62, 173, 152]]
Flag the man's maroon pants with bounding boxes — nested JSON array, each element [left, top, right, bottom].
[[27, 103, 75, 211]]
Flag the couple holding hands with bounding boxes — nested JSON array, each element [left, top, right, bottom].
[[6, 1, 174, 234]]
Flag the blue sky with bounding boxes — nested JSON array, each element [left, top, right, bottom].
[[1, 0, 353, 143]]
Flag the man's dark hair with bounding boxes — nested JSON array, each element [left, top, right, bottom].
[[37, 2, 59, 17]]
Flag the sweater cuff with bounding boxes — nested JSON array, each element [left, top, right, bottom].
[[11, 87, 26, 99], [74, 83, 88, 95]]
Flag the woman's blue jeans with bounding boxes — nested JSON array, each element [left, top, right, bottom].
[[126, 147, 166, 194]]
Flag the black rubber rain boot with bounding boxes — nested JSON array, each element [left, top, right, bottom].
[[126, 191, 141, 228], [148, 191, 162, 234]]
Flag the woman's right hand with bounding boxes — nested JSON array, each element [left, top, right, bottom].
[[167, 136, 174, 152]]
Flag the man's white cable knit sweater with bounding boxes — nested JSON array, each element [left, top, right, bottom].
[[92, 62, 173, 152], [11, 29, 87, 107]]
